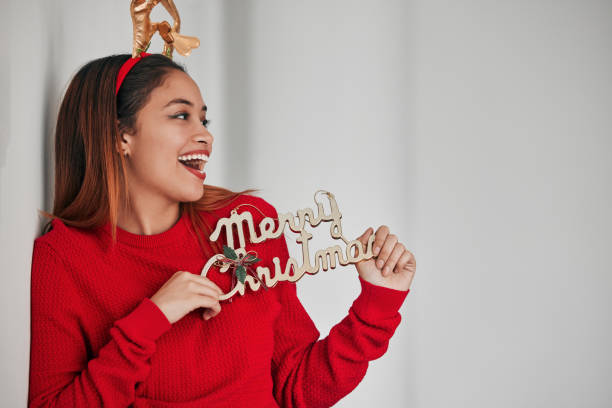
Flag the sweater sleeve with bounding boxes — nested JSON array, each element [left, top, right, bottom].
[[28, 241, 172, 408], [268, 213, 410, 407]]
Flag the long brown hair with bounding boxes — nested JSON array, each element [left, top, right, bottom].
[[40, 54, 256, 253]]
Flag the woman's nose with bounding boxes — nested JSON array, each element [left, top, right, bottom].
[[195, 129, 213, 146]]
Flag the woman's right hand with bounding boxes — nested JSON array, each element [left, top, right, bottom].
[[150, 271, 223, 324]]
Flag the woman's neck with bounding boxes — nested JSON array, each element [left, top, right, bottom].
[[117, 194, 181, 236]]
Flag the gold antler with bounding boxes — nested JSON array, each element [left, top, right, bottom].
[[130, 0, 200, 59]]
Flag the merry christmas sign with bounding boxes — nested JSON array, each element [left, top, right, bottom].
[[200, 191, 376, 301]]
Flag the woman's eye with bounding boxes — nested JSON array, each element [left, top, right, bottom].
[[173, 113, 189, 120], [172, 113, 209, 128]]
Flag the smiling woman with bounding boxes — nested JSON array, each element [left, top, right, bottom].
[[28, 53, 413, 408], [42, 54, 254, 251], [117, 68, 217, 234]]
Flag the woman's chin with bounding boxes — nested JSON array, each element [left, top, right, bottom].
[[180, 185, 205, 202]]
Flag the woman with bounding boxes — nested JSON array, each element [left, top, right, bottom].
[[28, 53, 416, 407]]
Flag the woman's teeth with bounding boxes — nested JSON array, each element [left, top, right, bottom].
[[178, 153, 209, 161], [178, 153, 209, 173]]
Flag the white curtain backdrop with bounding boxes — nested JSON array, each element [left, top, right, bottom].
[[1, 1, 611, 406]]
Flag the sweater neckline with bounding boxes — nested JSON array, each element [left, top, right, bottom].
[[95, 210, 191, 248]]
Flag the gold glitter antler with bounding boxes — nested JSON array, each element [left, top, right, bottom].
[[130, 0, 200, 59]]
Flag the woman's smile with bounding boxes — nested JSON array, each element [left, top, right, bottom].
[[178, 149, 210, 181]]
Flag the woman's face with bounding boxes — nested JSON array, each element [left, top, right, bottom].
[[120, 69, 213, 207]]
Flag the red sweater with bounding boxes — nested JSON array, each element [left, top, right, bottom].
[[28, 194, 409, 407]]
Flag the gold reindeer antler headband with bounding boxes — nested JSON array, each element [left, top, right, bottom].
[[130, 0, 200, 59], [116, 0, 200, 95]]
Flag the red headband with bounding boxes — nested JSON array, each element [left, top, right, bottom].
[[115, 52, 151, 95]]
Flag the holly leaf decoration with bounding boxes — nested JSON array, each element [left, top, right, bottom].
[[220, 245, 263, 287], [223, 245, 237, 260], [236, 265, 246, 283], [243, 253, 261, 265]]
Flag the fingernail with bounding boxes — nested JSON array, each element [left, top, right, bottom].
[[374, 246, 380, 256], [376, 259, 384, 268]]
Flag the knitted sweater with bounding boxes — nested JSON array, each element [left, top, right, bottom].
[[28, 194, 410, 407]]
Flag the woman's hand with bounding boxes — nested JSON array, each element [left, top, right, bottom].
[[354, 225, 416, 291], [150, 271, 224, 324]]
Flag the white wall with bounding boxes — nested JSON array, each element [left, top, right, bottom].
[[1, 1, 610, 407]]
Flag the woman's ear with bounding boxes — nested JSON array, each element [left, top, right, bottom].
[[117, 120, 134, 157]]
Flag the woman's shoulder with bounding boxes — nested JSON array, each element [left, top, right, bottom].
[[33, 217, 102, 255], [201, 193, 280, 222]]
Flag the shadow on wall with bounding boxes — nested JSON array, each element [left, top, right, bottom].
[[0, 7, 9, 173], [222, 1, 252, 187], [39, 2, 62, 237]]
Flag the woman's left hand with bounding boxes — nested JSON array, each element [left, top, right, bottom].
[[354, 225, 416, 291]]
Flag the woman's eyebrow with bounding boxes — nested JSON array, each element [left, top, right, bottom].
[[163, 98, 207, 111]]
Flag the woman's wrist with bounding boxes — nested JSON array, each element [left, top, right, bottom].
[[115, 298, 173, 343], [351, 275, 410, 322]]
